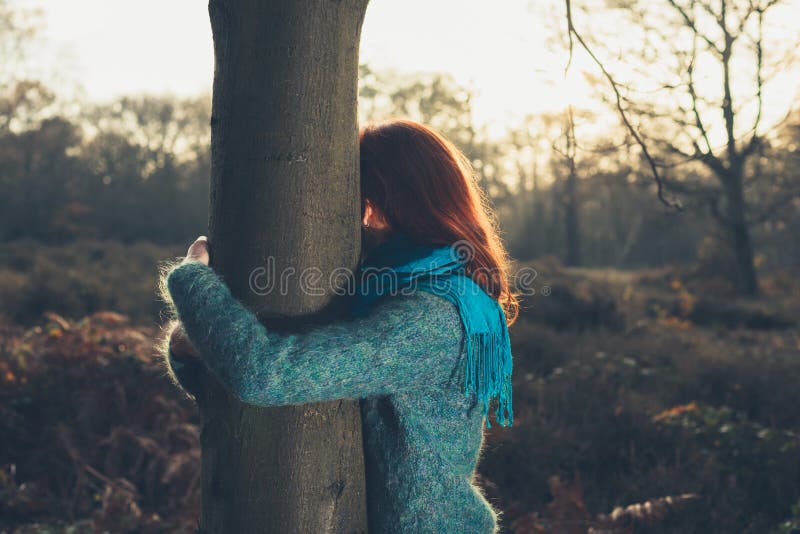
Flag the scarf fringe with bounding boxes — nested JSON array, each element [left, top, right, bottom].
[[464, 326, 513, 429], [355, 234, 514, 429]]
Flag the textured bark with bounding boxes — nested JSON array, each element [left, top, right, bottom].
[[563, 167, 581, 267], [723, 172, 759, 296], [562, 113, 581, 268], [199, 0, 369, 532]]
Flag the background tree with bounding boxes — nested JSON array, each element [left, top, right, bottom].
[[564, 0, 798, 295], [80, 95, 211, 242], [553, 108, 582, 266], [503, 113, 551, 260]]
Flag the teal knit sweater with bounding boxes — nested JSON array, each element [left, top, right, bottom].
[[162, 260, 501, 533]]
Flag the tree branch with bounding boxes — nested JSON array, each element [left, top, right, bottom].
[[665, 0, 723, 55], [742, 5, 765, 158], [717, 1, 740, 169], [564, 0, 681, 210], [687, 37, 715, 156]]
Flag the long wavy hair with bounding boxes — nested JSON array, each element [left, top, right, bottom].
[[359, 118, 519, 325]]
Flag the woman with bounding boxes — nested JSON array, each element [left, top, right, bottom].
[[161, 118, 517, 533]]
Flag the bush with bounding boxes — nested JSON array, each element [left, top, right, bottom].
[[0, 239, 182, 325], [0, 312, 200, 532], [478, 266, 800, 533]]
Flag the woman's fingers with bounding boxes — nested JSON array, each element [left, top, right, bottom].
[[184, 235, 210, 265]]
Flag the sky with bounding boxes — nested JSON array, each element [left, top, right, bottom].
[[17, 0, 597, 132], [13, 0, 800, 140]]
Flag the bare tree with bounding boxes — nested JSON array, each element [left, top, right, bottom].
[[560, 107, 582, 266], [196, 0, 370, 532], [565, 0, 797, 295]]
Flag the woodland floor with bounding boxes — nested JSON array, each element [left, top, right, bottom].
[[1, 249, 798, 533]]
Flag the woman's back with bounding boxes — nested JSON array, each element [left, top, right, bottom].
[[358, 290, 499, 533]]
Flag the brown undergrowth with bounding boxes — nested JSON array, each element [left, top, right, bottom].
[[1, 259, 799, 532], [478, 261, 800, 533], [0, 312, 200, 532]]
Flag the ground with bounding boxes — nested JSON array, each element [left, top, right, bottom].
[[0, 246, 798, 533]]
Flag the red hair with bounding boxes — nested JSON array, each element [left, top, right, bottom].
[[359, 118, 519, 325]]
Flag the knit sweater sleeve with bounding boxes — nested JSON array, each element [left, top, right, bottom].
[[164, 260, 465, 406]]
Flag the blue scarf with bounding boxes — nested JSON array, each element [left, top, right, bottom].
[[351, 233, 513, 428]]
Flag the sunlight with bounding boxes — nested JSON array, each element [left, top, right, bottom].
[[13, 0, 800, 144]]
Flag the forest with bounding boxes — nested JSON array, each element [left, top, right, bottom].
[[1, 0, 799, 532]]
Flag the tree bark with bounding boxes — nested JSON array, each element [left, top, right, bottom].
[[722, 172, 759, 296], [563, 115, 581, 268], [199, 1, 369, 532], [564, 166, 581, 267]]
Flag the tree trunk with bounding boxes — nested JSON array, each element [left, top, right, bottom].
[[547, 181, 561, 256], [563, 166, 581, 267], [562, 111, 581, 267], [199, 1, 370, 532], [529, 160, 545, 260], [723, 172, 759, 296]]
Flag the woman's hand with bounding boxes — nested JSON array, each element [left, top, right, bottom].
[[169, 321, 201, 362], [182, 235, 210, 266]]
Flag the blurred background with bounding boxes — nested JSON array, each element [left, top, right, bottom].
[[0, 0, 798, 532]]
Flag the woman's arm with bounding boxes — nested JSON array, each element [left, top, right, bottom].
[[164, 261, 464, 406]]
